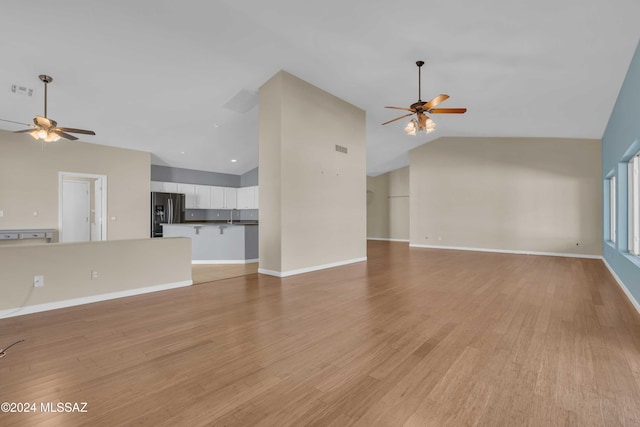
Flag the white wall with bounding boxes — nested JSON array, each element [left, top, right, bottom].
[[367, 166, 409, 241], [0, 237, 192, 317], [259, 71, 367, 275], [410, 137, 602, 256], [0, 130, 150, 241]]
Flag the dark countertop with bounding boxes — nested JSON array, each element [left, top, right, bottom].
[[182, 221, 259, 225]]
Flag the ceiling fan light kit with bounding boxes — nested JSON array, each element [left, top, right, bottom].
[[3, 74, 96, 145], [383, 60, 466, 135]]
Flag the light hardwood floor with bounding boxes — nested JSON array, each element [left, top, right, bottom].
[[1, 241, 639, 426], [192, 263, 259, 284]]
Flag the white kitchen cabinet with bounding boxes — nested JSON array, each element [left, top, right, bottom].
[[236, 187, 248, 209], [195, 185, 212, 209], [152, 182, 247, 210], [150, 181, 164, 192], [212, 187, 236, 209], [162, 182, 179, 193], [237, 187, 256, 209], [177, 184, 197, 208], [151, 181, 179, 193], [211, 186, 225, 209], [224, 187, 237, 209], [253, 186, 259, 209]]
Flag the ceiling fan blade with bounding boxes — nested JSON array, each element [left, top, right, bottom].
[[52, 130, 78, 140], [428, 108, 467, 114], [382, 113, 414, 126], [56, 127, 96, 135], [385, 106, 414, 112], [34, 116, 55, 128], [0, 118, 31, 127], [13, 128, 36, 134], [421, 94, 449, 110]]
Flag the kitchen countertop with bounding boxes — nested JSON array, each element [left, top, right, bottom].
[[163, 221, 258, 226], [162, 221, 259, 262]]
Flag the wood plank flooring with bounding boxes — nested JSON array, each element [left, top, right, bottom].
[[1, 241, 639, 426], [192, 263, 259, 284]]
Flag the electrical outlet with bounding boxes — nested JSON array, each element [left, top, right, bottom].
[[0, 210, 4, 217], [91, 270, 99, 280], [438, 236, 442, 241], [34, 275, 44, 287]]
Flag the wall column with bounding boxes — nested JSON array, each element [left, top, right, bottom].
[[258, 71, 366, 277]]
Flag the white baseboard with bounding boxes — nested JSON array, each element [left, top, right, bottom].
[[0, 280, 193, 319], [367, 238, 409, 242], [192, 259, 259, 265], [409, 244, 602, 260], [258, 256, 367, 278], [601, 258, 640, 316]]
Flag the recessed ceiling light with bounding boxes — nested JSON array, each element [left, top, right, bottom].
[[213, 124, 220, 128], [180, 151, 185, 154], [231, 159, 237, 163]]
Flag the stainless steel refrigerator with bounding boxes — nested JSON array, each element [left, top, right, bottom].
[[151, 192, 185, 237]]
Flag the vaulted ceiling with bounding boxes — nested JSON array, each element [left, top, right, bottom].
[[1, 1, 639, 176]]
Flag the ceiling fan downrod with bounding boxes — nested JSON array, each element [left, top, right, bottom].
[[39, 74, 53, 118], [416, 61, 424, 102]]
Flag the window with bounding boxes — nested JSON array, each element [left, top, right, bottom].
[[630, 153, 640, 256], [609, 176, 616, 243]]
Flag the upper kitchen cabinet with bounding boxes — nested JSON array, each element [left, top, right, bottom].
[[150, 181, 164, 192], [211, 186, 225, 209], [195, 185, 212, 209], [253, 186, 259, 209], [212, 187, 236, 209], [237, 186, 259, 209], [151, 181, 179, 193], [151, 181, 255, 210], [224, 188, 237, 209], [177, 184, 197, 208]]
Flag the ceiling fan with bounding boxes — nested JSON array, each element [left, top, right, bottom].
[[1, 74, 95, 143], [383, 61, 466, 135]]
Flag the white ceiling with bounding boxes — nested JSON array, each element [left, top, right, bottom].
[[1, 0, 639, 176]]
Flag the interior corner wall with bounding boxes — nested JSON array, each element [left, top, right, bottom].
[[409, 137, 602, 256], [240, 167, 259, 187], [0, 130, 150, 240], [259, 71, 366, 275], [601, 37, 640, 307], [388, 166, 410, 240], [367, 174, 390, 239], [367, 166, 409, 240], [258, 72, 283, 272]]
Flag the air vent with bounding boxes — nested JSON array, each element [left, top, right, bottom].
[[10, 84, 34, 96], [335, 145, 348, 154], [222, 89, 258, 114]]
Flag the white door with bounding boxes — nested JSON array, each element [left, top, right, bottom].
[[62, 180, 90, 243]]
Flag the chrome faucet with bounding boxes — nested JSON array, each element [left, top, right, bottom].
[[227, 209, 235, 224]]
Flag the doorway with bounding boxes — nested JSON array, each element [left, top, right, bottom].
[[59, 172, 107, 243]]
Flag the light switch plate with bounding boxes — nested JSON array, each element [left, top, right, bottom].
[[0, 210, 3, 217]]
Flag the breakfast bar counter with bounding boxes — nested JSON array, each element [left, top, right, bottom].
[[162, 223, 258, 264]]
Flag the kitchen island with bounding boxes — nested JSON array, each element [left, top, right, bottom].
[[162, 222, 258, 264]]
